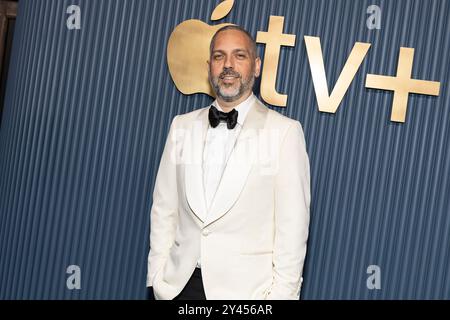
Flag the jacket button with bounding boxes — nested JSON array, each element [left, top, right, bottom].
[[202, 229, 210, 236]]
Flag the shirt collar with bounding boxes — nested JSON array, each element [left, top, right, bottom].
[[213, 93, 255, 126]]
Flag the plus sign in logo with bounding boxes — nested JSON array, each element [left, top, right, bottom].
[[365, 48, 440, 122]]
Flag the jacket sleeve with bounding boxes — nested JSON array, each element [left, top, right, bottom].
[[146, 116, 180, 287], [266, 120, 311, 300]]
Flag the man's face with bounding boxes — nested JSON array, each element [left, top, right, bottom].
[[208, 30, 261, 103]]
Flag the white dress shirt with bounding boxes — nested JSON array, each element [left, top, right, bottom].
[[197, 93, 255, 268]]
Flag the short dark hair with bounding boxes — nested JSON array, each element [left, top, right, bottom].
[[209, 25, 258, 59]]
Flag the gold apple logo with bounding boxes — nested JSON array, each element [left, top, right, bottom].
[[167, 0, 235, 97], [167, 0, 296, 106]]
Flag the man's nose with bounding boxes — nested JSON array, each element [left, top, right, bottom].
[[223, 55, 234, 68]]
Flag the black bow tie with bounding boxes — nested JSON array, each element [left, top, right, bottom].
[[208, 105, 239, 129]]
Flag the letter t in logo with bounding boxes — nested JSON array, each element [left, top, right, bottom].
[[257, 16, 296, 107]]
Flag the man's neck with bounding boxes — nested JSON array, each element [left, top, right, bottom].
[[216, 91, 253, 113]]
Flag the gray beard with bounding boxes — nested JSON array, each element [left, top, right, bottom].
[[210, 75, 255, 102]]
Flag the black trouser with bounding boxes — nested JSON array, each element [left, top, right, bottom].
[[173, 268, 206, 300]]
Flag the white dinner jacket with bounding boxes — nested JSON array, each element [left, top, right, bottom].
[[147, 97, 310, 300]]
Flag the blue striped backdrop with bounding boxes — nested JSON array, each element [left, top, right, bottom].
[[0, 0, 449, 299]]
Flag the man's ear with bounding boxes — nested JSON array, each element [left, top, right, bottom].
[[206, 60, 210, 73], [254, 57, 261, 78]]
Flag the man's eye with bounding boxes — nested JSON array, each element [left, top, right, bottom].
[[236, 54, 247, 59], [214, 55, 223, 60]]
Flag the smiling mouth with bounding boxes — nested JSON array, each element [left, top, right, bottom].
[[222, 76, 237, 81], [220, 72, 240, 81], [219, 71, 240, 79]]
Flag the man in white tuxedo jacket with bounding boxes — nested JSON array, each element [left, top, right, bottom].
[[147, 25, 310, 300]]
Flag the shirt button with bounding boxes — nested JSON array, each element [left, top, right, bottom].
[[202, 229, 211, 236]]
